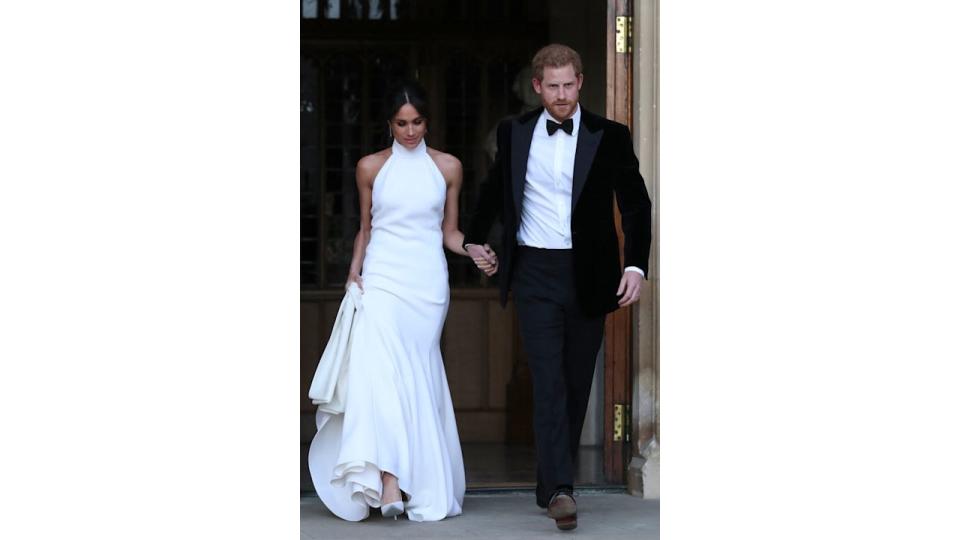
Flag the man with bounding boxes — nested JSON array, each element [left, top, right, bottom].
[[464, 44, 651, 531]]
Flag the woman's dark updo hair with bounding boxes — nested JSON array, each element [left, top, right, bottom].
[[384, 80, 430, 124]]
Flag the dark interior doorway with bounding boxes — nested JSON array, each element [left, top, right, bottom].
[[300, 0, 612, 492]]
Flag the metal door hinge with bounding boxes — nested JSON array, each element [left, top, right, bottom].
[[613, 403, 624, 441], [613, 403, 632, 442], [616, 16, 633, 54]]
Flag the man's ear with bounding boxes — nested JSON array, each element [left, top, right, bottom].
[[531, 77, 543, 95], [576, 73, 584, 90]]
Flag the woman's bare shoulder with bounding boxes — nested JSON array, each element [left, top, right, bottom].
[[426, 148, 462, 177], [356, 148, 392, 183]]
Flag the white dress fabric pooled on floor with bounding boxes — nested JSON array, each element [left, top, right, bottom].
[[308, 139, 465, 522]]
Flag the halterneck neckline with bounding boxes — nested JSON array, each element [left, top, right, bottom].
[[391, 138, 427, 158]]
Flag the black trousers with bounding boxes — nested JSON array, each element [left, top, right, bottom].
[[511, 247, 606, 506]]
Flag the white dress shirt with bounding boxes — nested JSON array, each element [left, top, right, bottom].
[[517, 106, 579, 249], [517, 105, 644, 278]]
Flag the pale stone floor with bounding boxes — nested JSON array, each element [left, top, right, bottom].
[[301, 491, 659, 540]]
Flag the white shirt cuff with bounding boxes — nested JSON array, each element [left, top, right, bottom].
[[624, 266, 645, 279]]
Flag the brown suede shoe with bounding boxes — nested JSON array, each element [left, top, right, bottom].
[[547, 492, 577, 531]]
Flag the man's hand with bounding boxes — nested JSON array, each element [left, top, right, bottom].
[[616, 271, 643, 307], [467, 243, 499, 276]]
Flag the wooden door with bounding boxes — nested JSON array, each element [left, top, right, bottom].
[[603, 0, 635, 484]]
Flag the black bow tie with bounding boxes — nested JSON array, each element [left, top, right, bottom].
[[546, 118, 574, 136]]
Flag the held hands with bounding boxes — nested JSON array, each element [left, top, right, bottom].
[[616, 271, 643, 307], [466, 243, 499, 276]]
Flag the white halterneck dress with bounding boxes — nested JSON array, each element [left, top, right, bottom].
[[308, 139, 465, 522]]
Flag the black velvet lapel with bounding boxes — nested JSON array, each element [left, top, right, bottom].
[[572, 109, 603, 211]]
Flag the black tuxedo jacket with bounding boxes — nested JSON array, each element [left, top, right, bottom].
[[465, 106, 652, 317]]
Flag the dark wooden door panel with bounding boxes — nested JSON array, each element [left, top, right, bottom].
[[603, 0, 634, 484]]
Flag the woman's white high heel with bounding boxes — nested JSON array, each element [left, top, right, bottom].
[[381, 500, 404, 519]]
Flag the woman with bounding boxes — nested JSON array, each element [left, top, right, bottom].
[[308, 81, 496, 522]]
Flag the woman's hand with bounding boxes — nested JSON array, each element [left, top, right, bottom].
[[346, 270, 364, 292], [467, 244, 498, 276]]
